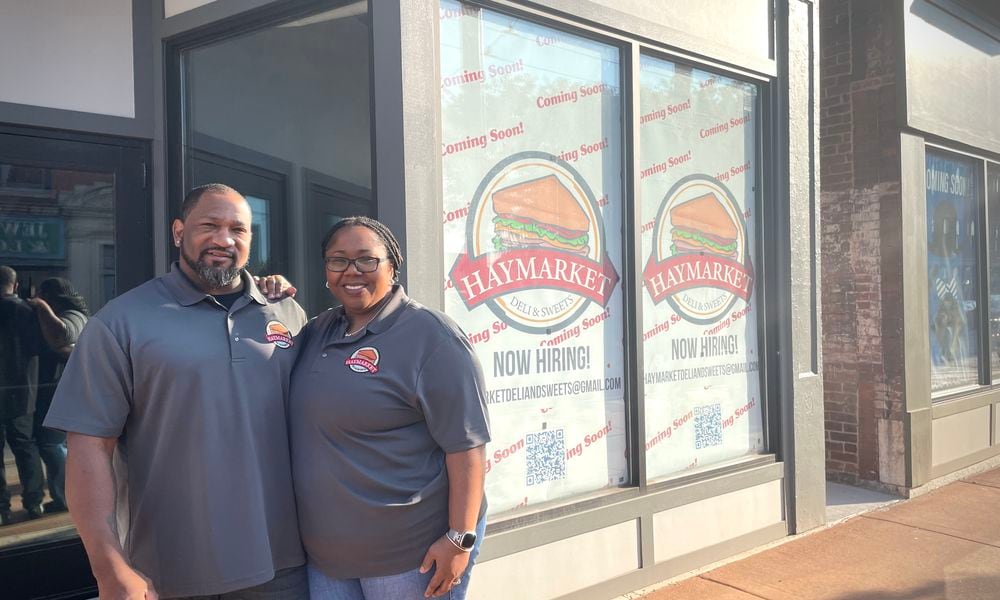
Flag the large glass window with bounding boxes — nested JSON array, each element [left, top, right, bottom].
[[638, 56, 763, 479], [440, 1, 628, 516], [989, 162, 1000, 382], [926, 150, 980, 394], [438, 0, 773, 515], [180, 2, 373, 317], [0, 132, 148, 590], [0, 164, 112, 543]]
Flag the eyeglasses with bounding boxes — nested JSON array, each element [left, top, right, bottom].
[[324, 256, 386, 273]]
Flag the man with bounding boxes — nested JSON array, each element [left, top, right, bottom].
[[44, 184, 308, 599], [0, 265, 45, 524]]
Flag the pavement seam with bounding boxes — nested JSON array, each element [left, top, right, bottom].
[[859, 513, 1000, 550], [697, 574, 774, 599], [965, 480, 1000, 490]]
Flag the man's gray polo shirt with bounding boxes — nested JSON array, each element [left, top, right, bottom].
[[44, 264, 307, 598], [290, 285, 491, 578]]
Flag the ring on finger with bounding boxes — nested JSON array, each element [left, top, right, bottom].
[[452, 578, 461, 585]]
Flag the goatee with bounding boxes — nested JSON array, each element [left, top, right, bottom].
[[181, 245, 244, 289]]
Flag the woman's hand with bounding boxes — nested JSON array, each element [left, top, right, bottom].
[[25, 295, 52, 312], [419, 535, 471, 598], [254, 275, 297, 301], [419, 446, 486, 597]]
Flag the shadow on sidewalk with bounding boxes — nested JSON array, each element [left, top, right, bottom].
[[831, 575, 1000, 600]]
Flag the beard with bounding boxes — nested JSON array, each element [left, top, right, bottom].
[[181, 244, 245, 289]]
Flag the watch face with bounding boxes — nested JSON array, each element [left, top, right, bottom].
[[459, 532, 476, 549]]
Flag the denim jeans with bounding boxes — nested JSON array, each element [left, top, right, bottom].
[[33, 392, 67, 509], [0, 412, 44, 512], [172, 566, 308, 600], [308, 516, 487, 600]]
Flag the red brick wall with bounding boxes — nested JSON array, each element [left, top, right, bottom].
[[820, 0, 904, 485]]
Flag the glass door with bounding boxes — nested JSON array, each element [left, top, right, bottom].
[[187, 146, 289, 277], [303, 169, 373, 316], [0, 127, 151, 600], [174, 1, 375, 317]]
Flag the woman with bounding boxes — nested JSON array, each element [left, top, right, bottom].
[[27, 277, 89, 513], [290, 217, 490, 600]]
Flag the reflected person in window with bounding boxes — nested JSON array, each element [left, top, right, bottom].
[[26, 277, 90, 514], [289, 217, 490, 599], [0, 265, 45, 525]]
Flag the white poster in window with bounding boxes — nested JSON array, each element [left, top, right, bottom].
[[639, 56, 764, 480], [440, 1, 628, 516]]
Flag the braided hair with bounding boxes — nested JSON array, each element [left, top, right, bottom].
[[321, 216, 404, 278], [38, 277, 90, 316]]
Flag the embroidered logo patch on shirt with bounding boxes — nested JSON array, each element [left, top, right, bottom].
[[265, 320, 293, 349], [345, 346, 380, 373]]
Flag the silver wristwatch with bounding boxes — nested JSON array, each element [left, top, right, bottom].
[[446, 528, 477, 551]]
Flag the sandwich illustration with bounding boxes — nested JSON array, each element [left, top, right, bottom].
[[491, 175, 591, 255], [669, 193, 738, 259]]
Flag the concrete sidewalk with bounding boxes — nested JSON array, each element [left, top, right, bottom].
[[634, 469, 1000, 599]]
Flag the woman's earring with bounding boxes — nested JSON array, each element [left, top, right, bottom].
[[325, 281, 329, 289]]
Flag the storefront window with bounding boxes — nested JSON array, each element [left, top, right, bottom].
[[181, 4, 373, 316], [926, 150, 979, 394], [0, 163, 113, 543], [638, 56, 764, 479], [440, 1, 628, 516], [246, 195, 271, 275], [990, 162, 1000, 382]]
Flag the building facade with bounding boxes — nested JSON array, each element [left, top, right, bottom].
[[0, 1, 821, 598], [821, 0, 1000, 496]]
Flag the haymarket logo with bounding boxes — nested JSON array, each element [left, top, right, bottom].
[[643, 174, 754, 324], [345, 346, 380, 374], [265, 320, 293, 349], [449, 152, 620, 334]]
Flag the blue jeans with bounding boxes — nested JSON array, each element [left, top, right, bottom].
[[308, 517, 486, 600], [34, 393, 67, 509]]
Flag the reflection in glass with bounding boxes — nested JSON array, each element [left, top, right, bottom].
[[182, 2, 373, 309], [988, 163, 1000, 382], [0, 164, 112, 545], [926, 150, 979, 393], [246, 195, 270, 274]]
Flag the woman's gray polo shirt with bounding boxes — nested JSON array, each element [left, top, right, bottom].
[[289, 285, 491, 579], [44, 265, 308, 598]]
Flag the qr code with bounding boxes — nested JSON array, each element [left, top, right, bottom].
[[694, 404, 723, 449], [525, 429, 566, 486]]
